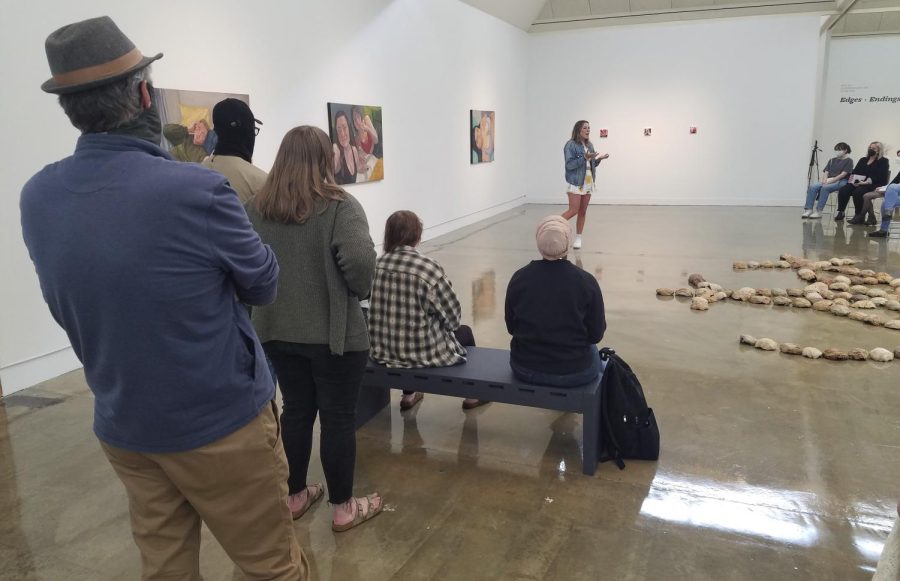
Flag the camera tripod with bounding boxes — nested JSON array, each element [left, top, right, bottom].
[[807, 140, 821, 187]]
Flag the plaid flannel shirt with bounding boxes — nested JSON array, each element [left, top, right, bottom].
[[368, 246, 466, 368]]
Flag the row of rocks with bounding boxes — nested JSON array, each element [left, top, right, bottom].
[[739, 335, 898, 362], [657, 275, 900, 330], [732, 260, 792, 270], [734, 254, 900, 288], [657, 283, 900, 308]]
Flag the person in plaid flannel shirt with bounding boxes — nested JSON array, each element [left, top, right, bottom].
[[368, 211, 487, 410]]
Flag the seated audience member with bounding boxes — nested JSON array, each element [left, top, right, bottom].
[[368, 210, 486, 410], [836, 141, 889, 222], [202, 98, 267, 204], [868, 178, 900, 238], [246, 125, 383, 532], [863, 152, 900, 234], [802, 142, 852, 219], [505, 216, 607, 387]]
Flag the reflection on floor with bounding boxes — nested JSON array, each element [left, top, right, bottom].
[[2, 205, 898, 580]]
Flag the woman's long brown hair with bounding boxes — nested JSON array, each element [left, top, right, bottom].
[[256, 125, 347, 224], [571, 120, 590, 144]]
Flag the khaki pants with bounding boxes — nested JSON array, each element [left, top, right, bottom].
[[101, 402, 309, 581]]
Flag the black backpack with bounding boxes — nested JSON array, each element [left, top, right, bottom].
[[598, 347, 660, 469]]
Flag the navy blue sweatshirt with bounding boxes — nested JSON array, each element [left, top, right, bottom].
[[20, 134, 279, 452], [504, 259, 606, 374]]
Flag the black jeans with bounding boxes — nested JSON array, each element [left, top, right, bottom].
[[837, 183, 877, 214], [264, 341, 368, 504], [403, 325, 475, 396]]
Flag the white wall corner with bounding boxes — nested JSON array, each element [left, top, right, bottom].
[[421, 195, 526, 242], [1, 347, 82, 396], [525, 196, 800, 207]]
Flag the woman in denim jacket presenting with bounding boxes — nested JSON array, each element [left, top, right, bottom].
[[561, 120, 608, 249]]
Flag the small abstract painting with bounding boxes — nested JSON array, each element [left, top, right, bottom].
[[327, 103, 384, 185], [155, 88, 249, 163], [644, 127, 652, 137], [689, 126, 698, 135], [599, 129, 609, 138], [470, 110, 495, 164]]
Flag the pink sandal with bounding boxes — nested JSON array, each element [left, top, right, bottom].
[[288, 483, 324, 520], [332, 493, 383, 532]]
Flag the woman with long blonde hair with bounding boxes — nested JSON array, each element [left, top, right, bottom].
[[246, 125, 382, 532], [836, 140, 890, 223]]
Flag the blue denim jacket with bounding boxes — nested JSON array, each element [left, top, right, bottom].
[[564, 140, 599, 186]]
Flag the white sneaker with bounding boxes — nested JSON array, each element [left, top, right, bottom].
[[801, 209, 812, 218], [573, 235, 583, 250], [809, 211, 822, 219]]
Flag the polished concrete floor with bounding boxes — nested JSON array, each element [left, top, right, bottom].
[[2, 205, 899, 580]]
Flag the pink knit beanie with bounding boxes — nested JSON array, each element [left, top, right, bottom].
[[535, 216, 571, 260]]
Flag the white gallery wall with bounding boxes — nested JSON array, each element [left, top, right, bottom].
[[525, 15, 822, 206], [0, 0, 530, 394], [820, 35, 900, 166]]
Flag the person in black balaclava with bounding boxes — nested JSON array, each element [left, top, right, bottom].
[[201, 98, 267, 204]]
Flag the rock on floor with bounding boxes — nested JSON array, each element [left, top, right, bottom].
[[754, 338, 779, 351], [870, 348, 895, 362], [823, 348, 849, 361], [780, 343, 803, 355], [849, 348, 869, 361], [830, 305, 851, 316]]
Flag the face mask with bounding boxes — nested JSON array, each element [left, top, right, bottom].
[[867, 148, 876, 157], [834, 150, 845, 157]]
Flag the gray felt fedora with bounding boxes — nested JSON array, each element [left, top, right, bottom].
[[41, 16, 163, 95]]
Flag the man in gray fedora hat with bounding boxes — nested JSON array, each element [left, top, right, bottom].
[[20, 16, 308, 581]]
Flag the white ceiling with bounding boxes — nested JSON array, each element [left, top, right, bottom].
[[532, 0, 837, 30], [458, 0, 900, 34], [830, 0, 900, 36], [457, 0, 549, 30]]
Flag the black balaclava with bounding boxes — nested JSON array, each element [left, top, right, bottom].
[[109, 83, 162, 145], [212, 98, 259, 163]]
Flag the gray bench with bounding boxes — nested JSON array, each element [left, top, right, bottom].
[[359, 346, 601, 475]]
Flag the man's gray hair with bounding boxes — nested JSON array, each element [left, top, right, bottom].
[[58, 67, 150, 133]]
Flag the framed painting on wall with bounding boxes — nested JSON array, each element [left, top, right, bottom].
[[327, 103, 384, 185], [470, 110, 495, 164], [155, 88, 249, 163]]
